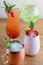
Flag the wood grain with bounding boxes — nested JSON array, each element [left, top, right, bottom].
[[0, 19, 43, 65]]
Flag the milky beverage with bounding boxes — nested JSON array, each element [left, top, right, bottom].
[[9, 41, 24, 52]]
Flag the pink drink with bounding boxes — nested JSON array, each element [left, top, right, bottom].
[[26, 30, 38, 37]]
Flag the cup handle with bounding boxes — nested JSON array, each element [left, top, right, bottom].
[[2, 53, 8, 65]]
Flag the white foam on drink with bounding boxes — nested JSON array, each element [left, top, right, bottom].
[[10, 42, 23, 52]]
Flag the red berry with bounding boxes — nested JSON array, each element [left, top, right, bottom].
[[10, 11, 14, 17], [26, 30, 30, 36]]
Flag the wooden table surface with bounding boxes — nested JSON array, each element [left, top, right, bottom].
[[0, 19, 43, 65]]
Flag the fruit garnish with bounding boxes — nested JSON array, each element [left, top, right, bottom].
[[25, 21, 34, 34], [3, 0, 15, 17], [10, 11, 14, 17], [25, 27, 31, 32]]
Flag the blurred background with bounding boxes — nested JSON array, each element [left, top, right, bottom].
[[0, 0, 43, 19]]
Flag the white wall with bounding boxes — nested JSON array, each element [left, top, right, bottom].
[[0, 0, 43, 18]]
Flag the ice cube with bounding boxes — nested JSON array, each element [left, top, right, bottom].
[[10, 42, 23, 52]]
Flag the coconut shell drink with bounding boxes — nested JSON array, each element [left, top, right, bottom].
[[20, 5, 40, 56], [4, 1, 21, 39]]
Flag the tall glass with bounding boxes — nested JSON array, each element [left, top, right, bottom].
[[6, 9, 21, 39]]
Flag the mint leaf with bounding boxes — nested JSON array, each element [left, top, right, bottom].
[[6, 42, 11, 48], [29, 21, 34, 29], [4, 0, 15, 12]]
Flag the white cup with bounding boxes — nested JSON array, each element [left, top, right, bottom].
[[24, 31, 40, 56]]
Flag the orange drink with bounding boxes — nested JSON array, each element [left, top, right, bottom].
[[6, 9, 21, 39]]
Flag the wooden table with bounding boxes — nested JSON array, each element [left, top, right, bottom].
[[0, 19, 43, 65]]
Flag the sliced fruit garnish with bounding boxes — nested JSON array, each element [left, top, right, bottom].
[[10, 11, 14, 17], [25, 27, 31, 32]]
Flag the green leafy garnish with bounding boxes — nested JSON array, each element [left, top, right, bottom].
[[6, 38, 11, 48], [6, 42, 11, 48], [4, 0, 15, 12], [29, 21, 34, 29]]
